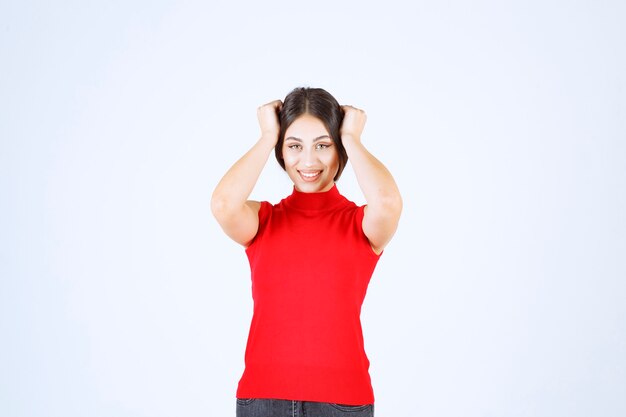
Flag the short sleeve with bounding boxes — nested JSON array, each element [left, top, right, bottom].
[[354, 204, 383, 258], [246, 201, 272, 250], [257, 201, 272, 229]]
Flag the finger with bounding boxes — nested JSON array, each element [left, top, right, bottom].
[[342, 105, 364, 116], [259, 100, 279, 109]]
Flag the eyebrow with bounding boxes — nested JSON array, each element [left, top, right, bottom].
[[284, 135, 331, 142]]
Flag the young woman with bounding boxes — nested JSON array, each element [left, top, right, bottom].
[[211, 87, 402, 417]]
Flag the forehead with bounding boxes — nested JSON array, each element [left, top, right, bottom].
[[285, 114, 330, 139]]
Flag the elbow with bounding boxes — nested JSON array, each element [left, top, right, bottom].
[[210, 192, 233, 221], [387, 193, 403, 218], [377, 191, 403, 219]]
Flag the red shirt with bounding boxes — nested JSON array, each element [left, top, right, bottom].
[[236, 185, 381, 405]]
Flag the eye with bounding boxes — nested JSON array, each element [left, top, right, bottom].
[[287, 144, 302, 150], [316, 143, 331, 150]]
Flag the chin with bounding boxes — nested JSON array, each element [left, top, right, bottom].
[[295, 184, 319, 193]]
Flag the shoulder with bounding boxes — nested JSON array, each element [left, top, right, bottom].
[[245, 200, 262, 212], [250, 200, 274, 222]]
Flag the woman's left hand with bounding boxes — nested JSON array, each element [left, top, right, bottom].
[[340, 105, 367, 141], [339, 105, 402, 255]]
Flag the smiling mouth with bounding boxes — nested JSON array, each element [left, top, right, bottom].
[[298, 170, 322, 181]]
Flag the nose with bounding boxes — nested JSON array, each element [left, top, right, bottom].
[[303, 148, 316, 167]]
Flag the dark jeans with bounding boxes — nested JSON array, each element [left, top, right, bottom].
[[236, 398, 374, 417]]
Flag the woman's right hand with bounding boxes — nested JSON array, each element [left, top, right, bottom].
[[212, 100, 282, 247], [257, 100, 282, 142]]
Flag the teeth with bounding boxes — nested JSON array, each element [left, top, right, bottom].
[[301, 171, 320, 178]]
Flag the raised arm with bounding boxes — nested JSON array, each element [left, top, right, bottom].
[[340, 106, 402, 255], [211, 100, 282, 246]]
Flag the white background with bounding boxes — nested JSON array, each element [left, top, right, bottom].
[[1, 1, 625, 416]]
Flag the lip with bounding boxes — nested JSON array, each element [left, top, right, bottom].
[[298, 170, 322, 182]]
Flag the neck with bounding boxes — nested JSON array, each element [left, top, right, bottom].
[[284, 183, 344, 212]]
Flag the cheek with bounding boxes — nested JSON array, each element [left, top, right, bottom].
[[282, 149, 297, 167], [324, 150, 339, 169]]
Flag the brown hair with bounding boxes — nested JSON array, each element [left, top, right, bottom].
[[275, 87, 348, 181]]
